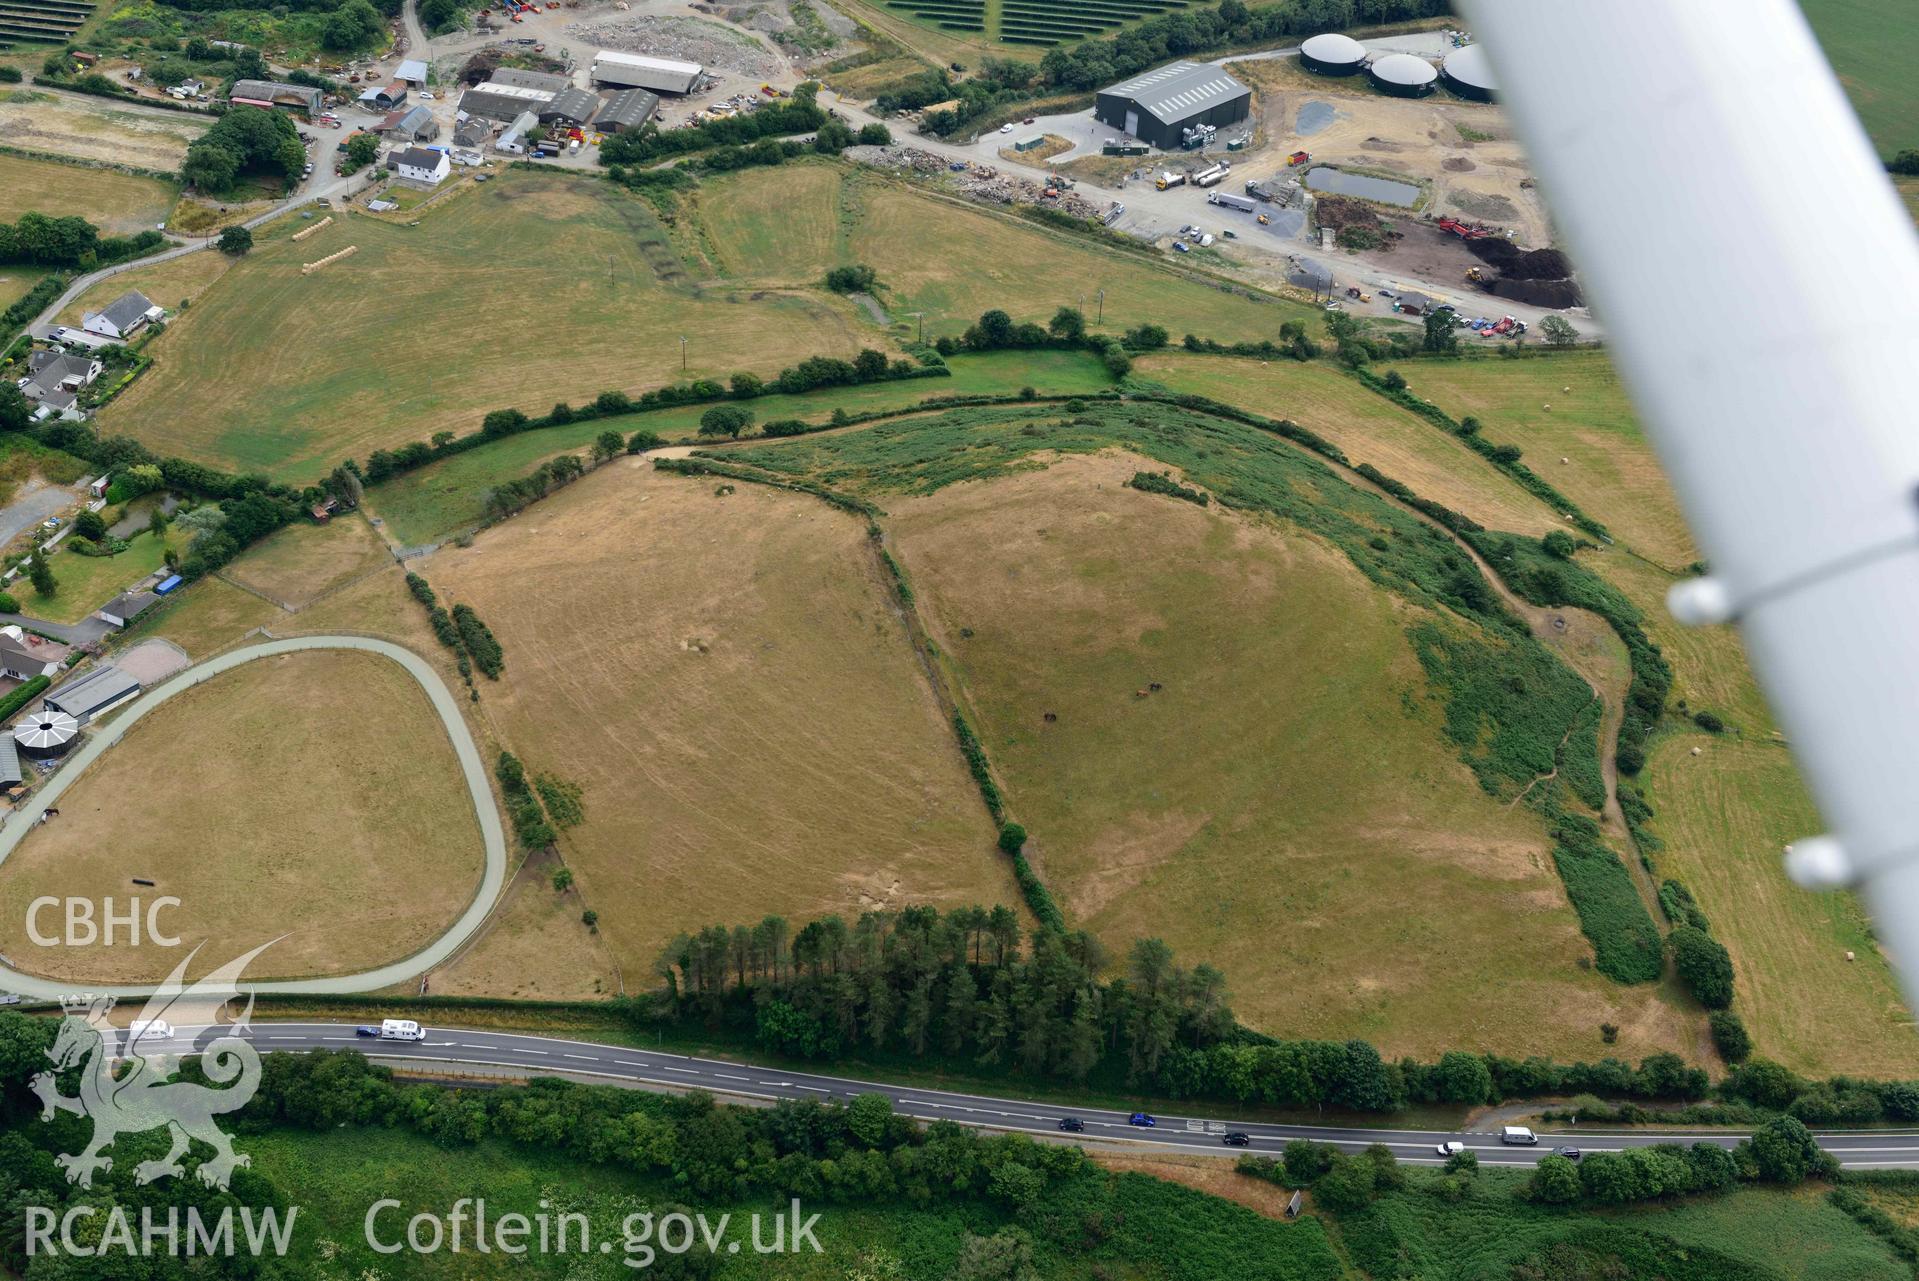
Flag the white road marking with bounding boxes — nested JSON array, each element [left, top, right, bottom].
[[715, 1073, 749, 1082]]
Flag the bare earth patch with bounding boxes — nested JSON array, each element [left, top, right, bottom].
[[0, 650, 483, 982]]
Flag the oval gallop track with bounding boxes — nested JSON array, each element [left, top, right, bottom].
[[0, 636, 505, 999]]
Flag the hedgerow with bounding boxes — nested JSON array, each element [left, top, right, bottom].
[[1546, 802, 1664, 983]]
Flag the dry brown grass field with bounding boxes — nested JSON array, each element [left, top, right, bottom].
[[0, 650, 482, 982], [126, 576, 280, 659], [1134, 352, 1561, 537], [1391, 353, 1698, 569], [54, 250, 237, 326], [220, 512, 393, 608], [0, 152, 178, 233], [433, 851, 621, 1000], [1645, 731, 1917, 1075], [0, 93, 210, 170], [422, 456, 1021, 978], [884, 449, 1691, 1060], [101, 171, 870, 483]]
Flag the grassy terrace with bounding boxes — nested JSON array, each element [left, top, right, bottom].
[[364, 349, 1114, 545]]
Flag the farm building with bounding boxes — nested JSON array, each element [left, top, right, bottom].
[[81, 290, 161, 341], [1300, 32, 1367, 75], [1094, 61, 1250, 151], [391, 146, 451, 186], [381, 104, 440, 142], [460, 81, 554, 123], [1369, 52, 1438, 97], [594, 88, 658, 133], [452, 117, 491, 149], [96, 592, 158, 629], [395, 58, 429, 87], [490, 67, 574, 95], [590, 51, 702, 95], [45, 665, 141, 721], [0, 736, 20, 790], [539, 87, 600, 128], [1440, 43, 1496, 101], [229, 79, 323, 114], [496, 111, 538, 153], [358, 80, 410, 111], [14, 708, 79, 759]]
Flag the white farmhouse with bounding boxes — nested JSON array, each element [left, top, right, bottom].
[[391, 146, 450, 186]]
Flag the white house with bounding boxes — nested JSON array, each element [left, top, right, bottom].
[[81, 290, 163, 341], [21, 349, 101, 402], [97, 591, 159, 629], [391, 145, 450, 186], [0, 626, 70, 681]]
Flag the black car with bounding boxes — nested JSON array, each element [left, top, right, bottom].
[[1058, 1117, 1085, 1133], [354, 1025, 379, 1037], [1222, 1131, 1251, 1147], [1553, 1146, 1582, 1161]]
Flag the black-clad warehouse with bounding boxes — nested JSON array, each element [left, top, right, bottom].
[[1094, 61, 1250, 150]]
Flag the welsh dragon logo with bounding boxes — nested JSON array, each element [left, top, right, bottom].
[[31, 942, 273, 1191]]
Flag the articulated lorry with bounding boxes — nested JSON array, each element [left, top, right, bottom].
[[1208, 191, 1258, 212]]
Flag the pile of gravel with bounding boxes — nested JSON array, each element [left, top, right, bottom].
[[566, 14, 780, 77]]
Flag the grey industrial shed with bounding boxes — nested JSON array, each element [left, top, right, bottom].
[[459, 82, 554, 123], [594, 88, 659, 133], [1094, 61, 1250, 151], [490, 67, 574, 95], [539, 86, 600, 127], [0, 735, 21, 788], [47, 666, 143, 722]]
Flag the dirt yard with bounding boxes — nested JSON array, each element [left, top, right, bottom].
[[422, 456, 1022, 983], [1227, 58, 1554, 248], [0, 650, 485, 983]]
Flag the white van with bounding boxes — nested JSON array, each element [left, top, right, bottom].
[[127, 1019, 173, 1047], [1501, 1126, 1538, 1146], [379, 1019, 426, 1042]]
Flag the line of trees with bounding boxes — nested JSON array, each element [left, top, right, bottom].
[[0, 211, 165, 270], [647, 905, 1721, 1114], [352, 350, 948, 491]]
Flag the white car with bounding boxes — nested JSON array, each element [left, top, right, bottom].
[[1000, 123, 1013, 134], [1436, 1140, 1465, 1157]]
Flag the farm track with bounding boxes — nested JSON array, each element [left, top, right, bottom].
[[0, 636, 505, 998]]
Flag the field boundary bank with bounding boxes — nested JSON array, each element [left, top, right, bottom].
[[0, 635, 506, 999], [0, 142, 186, 186]]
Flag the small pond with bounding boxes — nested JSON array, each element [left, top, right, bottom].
[[1303, 166, 1420, 207]]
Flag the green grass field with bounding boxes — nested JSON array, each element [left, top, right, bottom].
[[242, 1120, 1345, 1280], [30, 525, 191, 625], [725, 402, 1695, 1059], [101, 171, 870, 483], [698, 162, 846, 283], [365, 349, 1113, 545], [0, 151, 180, 234], [1135, 352, 1563, 537], [1342, 1175, 1905, 1281], [1803, 0, 1919, 155], [845, 178, 1321, 339], [0, 265, 52, 314]]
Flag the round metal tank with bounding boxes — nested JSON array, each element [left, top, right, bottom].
[[15, 709, 79, 759], [1300, 33, 1366, 76], [1440, 44, 1496, 101], [1369, 52, 1439, 97]]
